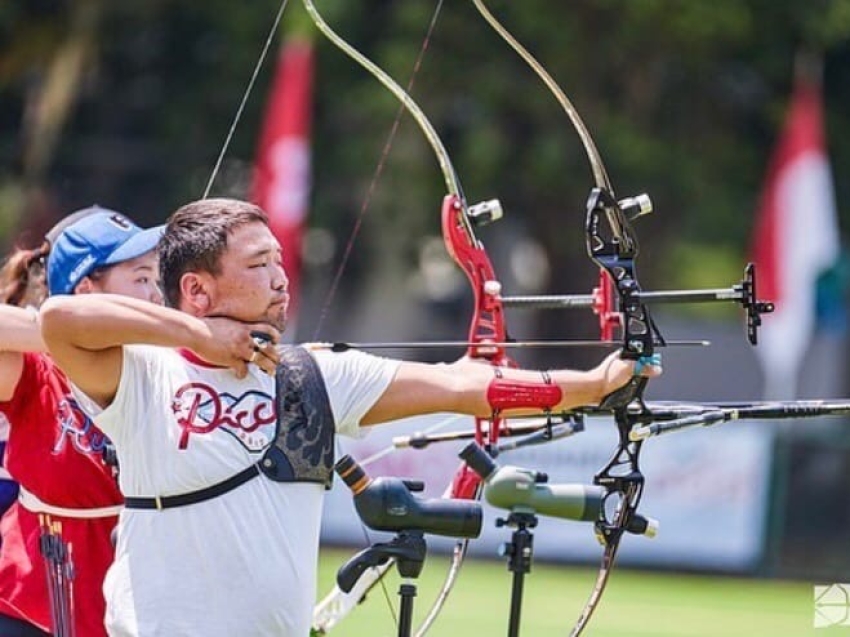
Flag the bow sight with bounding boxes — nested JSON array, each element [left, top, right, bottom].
[[495, 190, 774, 348], [454, 190, 775, 355]]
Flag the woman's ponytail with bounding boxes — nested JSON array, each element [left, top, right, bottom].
[[0, 242, 49, 307]]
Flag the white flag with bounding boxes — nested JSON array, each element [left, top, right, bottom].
[[751, 73, 841, 399]]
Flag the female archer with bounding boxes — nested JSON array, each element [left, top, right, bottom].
[[0, 207, 162, 637]]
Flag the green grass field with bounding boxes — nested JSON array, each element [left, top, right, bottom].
[[317, 547, 821, 636]]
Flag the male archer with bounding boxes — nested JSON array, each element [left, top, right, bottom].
[[40, 197, 660, 637]]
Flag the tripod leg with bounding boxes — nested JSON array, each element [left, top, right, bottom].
[[502, 519, 535, 637], [508, 569, 526, 637], [398, 583, 417, 637]]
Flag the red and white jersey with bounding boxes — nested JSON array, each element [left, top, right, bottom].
[[0, 352, 122, 637]]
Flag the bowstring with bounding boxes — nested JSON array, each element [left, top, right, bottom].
[[311, 0, 446, 341], [203, 0, 291, 199], [200, 1, 458, 629], [196, 1, 445, 631], [305, 1, 447, 630]]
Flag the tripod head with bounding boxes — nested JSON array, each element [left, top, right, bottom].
[[336, 531, 427, 593], [335, 455, 483, 539], [459, 442, 604, 522]]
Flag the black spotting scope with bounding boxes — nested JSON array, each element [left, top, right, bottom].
[[335, 455, 482, 539]]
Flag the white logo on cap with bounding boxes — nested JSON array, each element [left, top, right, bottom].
[[108, 214, 132, 231], [68, 254, 97, 285]]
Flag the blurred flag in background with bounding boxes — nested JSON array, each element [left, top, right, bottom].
[[250, 37, 314, 334], [751, 57, 844, 399]]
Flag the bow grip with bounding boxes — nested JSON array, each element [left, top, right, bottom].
[[599, 375, 647, 410]]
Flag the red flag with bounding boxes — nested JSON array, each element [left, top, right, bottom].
[[751, 69, 840, 399], [251, 39, 314, 327]]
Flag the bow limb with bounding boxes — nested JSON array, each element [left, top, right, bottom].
[[302, 0, 461, 199], [302, 1, 508, 634], [470, 0, 622, 341], [471, 0, 611, 194], [470, 3, 662, 634]]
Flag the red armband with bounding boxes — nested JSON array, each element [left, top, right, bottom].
[[486, 370, 563, 412]]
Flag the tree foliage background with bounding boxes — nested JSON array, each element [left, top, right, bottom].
[[3, 0, 850, 356], [3, 0, 849, 579]]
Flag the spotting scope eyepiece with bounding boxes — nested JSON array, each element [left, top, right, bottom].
[[460, 442, 605, 523], [335, 455, 482, 539]]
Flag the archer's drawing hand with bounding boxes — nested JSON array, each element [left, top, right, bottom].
[[197, 318, 281, 379]]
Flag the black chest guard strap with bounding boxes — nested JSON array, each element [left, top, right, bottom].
[[260, 345, 336, 488]]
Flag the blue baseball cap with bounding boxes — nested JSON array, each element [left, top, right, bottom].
[[47, 206, 164, 296]]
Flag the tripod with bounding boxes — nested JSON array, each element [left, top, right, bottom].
[[496, 510, 539, 637], [336, 530, 427, 637], [333, 455, 482, 634]]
